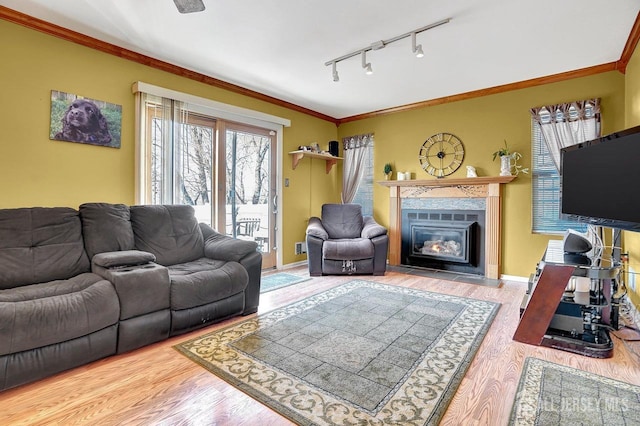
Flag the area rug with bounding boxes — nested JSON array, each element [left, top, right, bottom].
[[261, 272, 311, 293], [509, 357, 640, 425], [175, 279, 500, 425]]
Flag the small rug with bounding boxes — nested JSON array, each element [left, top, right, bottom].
[[175, 280, 499, 425], [509, 357, 640, 425], [261, 272, 311, 293]]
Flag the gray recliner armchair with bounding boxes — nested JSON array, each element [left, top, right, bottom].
[[306, 204, 388, 276]]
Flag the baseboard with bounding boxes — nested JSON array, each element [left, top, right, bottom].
[[500, 274, 529, 283], [276, 260, 308, 270]]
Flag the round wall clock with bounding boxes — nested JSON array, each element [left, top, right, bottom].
[[418, 132, 465, 178]]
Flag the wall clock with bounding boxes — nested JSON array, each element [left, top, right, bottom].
[[418, 132, 465, 178]]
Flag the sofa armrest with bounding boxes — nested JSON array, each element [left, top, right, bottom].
[[199, 223, 258, 262], [361, 216, 387, 239], [199, 223, 261, 315], [306, 217, 328, 240], [92, 250, 156, 269]]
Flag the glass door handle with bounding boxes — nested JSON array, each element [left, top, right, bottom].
[[273, 194, 278, 214]]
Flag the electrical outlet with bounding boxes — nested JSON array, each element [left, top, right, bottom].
[[294, 242, 307, 255]]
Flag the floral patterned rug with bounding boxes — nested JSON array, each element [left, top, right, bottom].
[[509, 357, 640, 425], [174, 280, 499, 425]]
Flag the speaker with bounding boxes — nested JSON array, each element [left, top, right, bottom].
[[563, 229, 593, 254], [328, 140, 339, 157]]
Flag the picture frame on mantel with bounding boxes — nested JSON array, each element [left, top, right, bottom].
[[50, 90, 122, 148]]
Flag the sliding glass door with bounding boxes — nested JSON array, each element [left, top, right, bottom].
[[144, 96, 277, 269], [218, 122, 277, 269]]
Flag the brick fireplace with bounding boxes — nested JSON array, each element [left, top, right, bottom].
[[379, 176, 515, 279]]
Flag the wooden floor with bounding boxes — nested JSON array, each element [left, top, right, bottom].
[[2, 267, 640, 425]]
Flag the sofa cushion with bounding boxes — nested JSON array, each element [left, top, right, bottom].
[[79, 203, 135, 260], [167, 258, 248, 310], [322, 238, 375, 261], [0, 207, 90, 289], [0, 272, 119, 355], [321, 204, 364, 239], [130, 205, 204, 266]]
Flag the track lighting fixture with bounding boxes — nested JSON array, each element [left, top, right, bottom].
[[412, 32, 424, 58], [361, 51, 373, 75], [324, 18, 450, 81], [332, 61, 339, 82]]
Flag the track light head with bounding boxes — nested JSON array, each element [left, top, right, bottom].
[[412, 32, 424, 58], [361, 51, 373, 75], [332, 62, 339, 82]]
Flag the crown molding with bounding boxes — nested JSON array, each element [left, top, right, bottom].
[[336, 62, 618, 124], [617, 11, 640, 73], [2, 6, 639, 126], [0, 5, 338, 124]]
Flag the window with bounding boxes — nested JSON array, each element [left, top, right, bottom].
[[147, 98, 214, 225], [531, 117, 587, 234], [351, 142, 374, 217]]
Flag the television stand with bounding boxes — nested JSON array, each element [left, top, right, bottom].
[[513, 240, 619, 358]]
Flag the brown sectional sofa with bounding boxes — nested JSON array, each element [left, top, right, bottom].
[[0, 203, 261, 391]]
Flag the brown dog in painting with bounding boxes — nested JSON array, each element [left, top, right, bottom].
[[55, 99, 112, 145]]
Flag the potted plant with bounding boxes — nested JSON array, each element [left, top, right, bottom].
[[492, 140, 529, 176], [383, 163, 393, 180]]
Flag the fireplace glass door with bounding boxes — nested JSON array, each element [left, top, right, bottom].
[[411, 222, 473, 263]]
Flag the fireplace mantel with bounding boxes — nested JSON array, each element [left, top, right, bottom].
[[378, 175, 515, 188], [378, 175, 515, 279]]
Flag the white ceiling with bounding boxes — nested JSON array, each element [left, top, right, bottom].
[[2, 0, 639, 119]]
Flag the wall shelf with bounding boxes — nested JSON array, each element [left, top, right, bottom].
[[289, 150, 342, 174]]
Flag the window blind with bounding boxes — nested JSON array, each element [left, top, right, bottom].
[[531, 119, 587, 234]]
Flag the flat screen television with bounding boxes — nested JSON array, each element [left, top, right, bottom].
[[560, 125, 640, 232]]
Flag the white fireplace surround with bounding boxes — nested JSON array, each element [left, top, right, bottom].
[[379, 176, 515, 279]]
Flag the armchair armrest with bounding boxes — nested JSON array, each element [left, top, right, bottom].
[[199, 223, 258, 262], [306, 216, 329, 240], [361, 216, 387, 239], [92, 250, 156, 269]]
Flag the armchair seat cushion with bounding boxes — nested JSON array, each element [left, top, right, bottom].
[[322, 238, 374, 261], [0, 273, 119, 355], [167, 258, 248, 310]]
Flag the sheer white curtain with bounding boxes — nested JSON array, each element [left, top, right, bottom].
[[341, 133, 374, 203], [530, 99, 600, 171]]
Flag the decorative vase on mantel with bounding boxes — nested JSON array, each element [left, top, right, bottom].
[[499, 154, 512, 176]]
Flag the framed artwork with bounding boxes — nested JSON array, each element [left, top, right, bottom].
[[50, 90, 122, 148]]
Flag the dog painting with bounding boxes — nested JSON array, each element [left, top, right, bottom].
[[50, 91, 122, 148]]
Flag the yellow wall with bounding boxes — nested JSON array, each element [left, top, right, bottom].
[[339, 73, 626, 277], [0, 19, 338, 266], [1, 18, 631, 275], [624, 41, 640, 307]]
